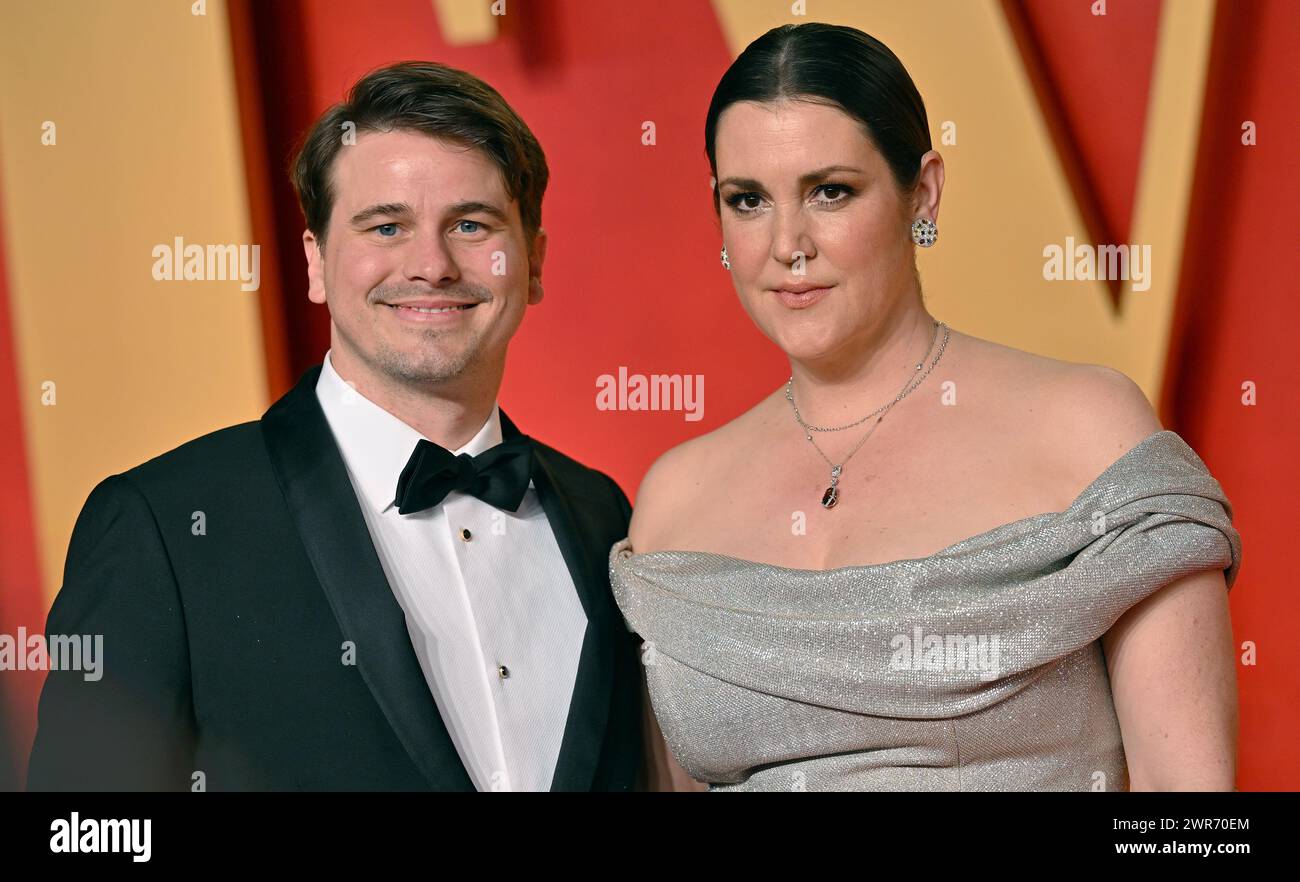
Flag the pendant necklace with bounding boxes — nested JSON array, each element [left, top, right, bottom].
[[785, 319, 950, 509]]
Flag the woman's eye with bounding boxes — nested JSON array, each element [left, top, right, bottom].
[[813, 184, 853, 204], [726, 193, 765, 213]]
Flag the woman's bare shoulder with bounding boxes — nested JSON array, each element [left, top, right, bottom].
[[626, 388, 783, 553], [949, 328, 1076, 384], [953, 330, 1163, 483]]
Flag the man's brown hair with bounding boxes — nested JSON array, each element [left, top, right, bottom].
[[291, 60, 548, 249]]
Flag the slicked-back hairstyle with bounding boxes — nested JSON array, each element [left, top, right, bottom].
[[704, 23, 931, 213]]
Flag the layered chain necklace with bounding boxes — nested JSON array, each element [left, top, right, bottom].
[[785, 319, 950, 509]]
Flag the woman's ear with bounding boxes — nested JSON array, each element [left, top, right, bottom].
[[912, 150, 945, 223], [303, 229, 327, 304]]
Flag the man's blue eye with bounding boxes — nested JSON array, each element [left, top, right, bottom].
[[375, 223, 398, 237], [456, 220, 482, 234]]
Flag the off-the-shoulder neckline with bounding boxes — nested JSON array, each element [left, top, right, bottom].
[[613, 429, 1181, 576]]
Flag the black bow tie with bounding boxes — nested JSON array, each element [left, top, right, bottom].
[[394, 434, 533, 514]]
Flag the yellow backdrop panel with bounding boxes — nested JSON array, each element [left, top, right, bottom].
[[0, 0, 267, 605]]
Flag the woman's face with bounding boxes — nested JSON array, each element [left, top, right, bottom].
[[714, 99, 928, 367]]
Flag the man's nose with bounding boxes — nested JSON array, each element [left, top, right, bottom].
[[403, 230, 460, 286]]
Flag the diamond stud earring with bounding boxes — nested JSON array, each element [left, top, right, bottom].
[[911, 217, 938, 247]]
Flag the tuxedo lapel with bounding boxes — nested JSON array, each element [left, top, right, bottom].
[[260, 365, 475, 791], [500, 409, 616, 791]]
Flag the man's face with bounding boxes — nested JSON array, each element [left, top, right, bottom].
[[303, 129, 544, 388]]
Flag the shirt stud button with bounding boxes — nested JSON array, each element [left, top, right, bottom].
[[461, 528, 472, 542], [498, 664, 510, 679]]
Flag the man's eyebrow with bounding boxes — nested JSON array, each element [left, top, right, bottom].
[[349, 202, 413, 226], [446, 201, 509, 224], [717, 166, 865, 192]]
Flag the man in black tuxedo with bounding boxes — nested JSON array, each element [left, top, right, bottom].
[[27, 61, 642, 791]]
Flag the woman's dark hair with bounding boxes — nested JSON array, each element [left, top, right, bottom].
[[291, 61, 548, 250], [704, 23, 931, 212]]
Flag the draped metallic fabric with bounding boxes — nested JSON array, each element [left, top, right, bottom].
[[609, 430, 1242, 791]]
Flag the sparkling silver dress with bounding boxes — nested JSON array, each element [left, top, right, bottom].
[[609, 430, 1242, 791]]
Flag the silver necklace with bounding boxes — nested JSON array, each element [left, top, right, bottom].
[[785, 319, 949, 509]]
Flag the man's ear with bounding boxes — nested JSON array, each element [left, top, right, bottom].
[[303, 229, 327, 304], [527, 227, 548, 305]]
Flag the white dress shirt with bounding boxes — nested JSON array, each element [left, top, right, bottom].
[[315, 351, 587, 791]]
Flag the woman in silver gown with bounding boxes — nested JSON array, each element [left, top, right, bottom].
[[609, 23, 1242, 792]]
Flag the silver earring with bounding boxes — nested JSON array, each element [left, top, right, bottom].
[[911, 217, 937, 247], [720, 245, 730, 269]]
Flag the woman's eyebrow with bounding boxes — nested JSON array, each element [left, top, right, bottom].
[[717, 176, 764, 191], [800, 165, 864, 185], [718, 165, 864, 192]]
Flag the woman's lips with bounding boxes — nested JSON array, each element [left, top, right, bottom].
[[771, 286, 833, 309]]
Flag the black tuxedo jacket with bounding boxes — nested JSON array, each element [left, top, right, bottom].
[[27, 365, 643, 791]]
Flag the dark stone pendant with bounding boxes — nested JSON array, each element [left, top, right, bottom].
[[821, 486, 839, 509]]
